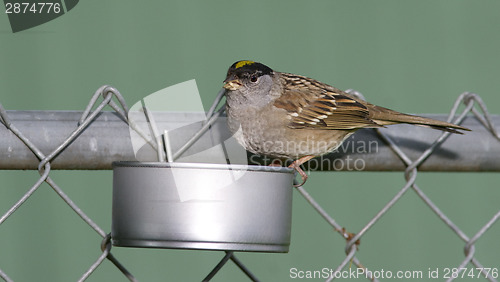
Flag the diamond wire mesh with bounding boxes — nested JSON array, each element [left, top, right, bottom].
[[0, 87, 499, 281], [0, 86, 136, 282], [297, 92, 500, 282]]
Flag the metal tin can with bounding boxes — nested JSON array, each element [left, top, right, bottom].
[[111, 162, 294, 252]]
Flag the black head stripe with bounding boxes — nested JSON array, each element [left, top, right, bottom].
[[226, 60, 274, 80]]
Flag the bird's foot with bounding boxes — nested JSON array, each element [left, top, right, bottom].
[[289, 156, 314, 187]]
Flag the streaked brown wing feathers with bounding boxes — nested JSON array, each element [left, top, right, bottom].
[[274, 73, 382, 130]]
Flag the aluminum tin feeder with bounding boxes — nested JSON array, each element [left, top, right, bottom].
[[111, 162, 294, 253]]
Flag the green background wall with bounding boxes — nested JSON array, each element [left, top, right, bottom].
[[1, 1, 499, 281]]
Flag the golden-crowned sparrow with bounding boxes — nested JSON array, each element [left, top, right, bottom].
[[223, 60, 469, 185]]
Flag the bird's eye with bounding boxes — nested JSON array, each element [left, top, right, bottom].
[[250, 75, 258, 83]]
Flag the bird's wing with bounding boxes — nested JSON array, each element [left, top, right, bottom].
[[273, 73, 382, 130]]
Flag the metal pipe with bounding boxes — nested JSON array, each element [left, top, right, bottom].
[[0, 110, 498, 171]]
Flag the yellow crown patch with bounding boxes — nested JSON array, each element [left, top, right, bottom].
[[235, 60, 255, 69]]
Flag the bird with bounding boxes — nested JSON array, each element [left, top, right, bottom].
[[222, 60, 469, 186]]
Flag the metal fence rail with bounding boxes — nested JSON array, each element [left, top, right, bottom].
[[0, 86, 499, 281], [1, 112, 499, 171]]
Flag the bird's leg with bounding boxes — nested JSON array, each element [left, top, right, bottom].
[[268, 159, 283, 167], [289, 155, 314, 187]]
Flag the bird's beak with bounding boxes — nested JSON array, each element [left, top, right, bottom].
[[223, 79, 243, 91]]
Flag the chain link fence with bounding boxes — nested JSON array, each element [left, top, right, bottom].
[[0, 86, 499, 281]]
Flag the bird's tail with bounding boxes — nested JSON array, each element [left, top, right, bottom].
[[369, 104, 470, 134]]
